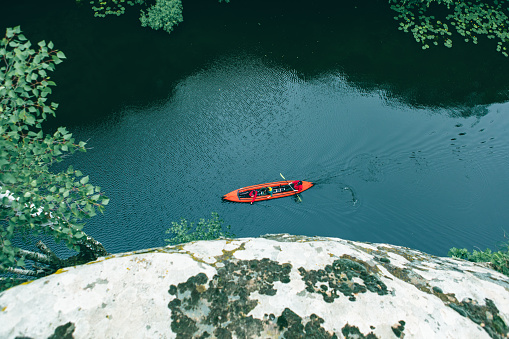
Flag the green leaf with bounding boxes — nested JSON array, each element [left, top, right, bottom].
[[1, 173, 17, 184], [80, 175, 90, 185], [6, 27, 15, 38], [86, 186, 95, 195]]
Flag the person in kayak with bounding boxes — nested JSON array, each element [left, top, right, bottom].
[[249, 190, 258, 204], [290, 180, 303, 192]]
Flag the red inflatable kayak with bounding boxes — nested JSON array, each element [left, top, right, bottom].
[[222, 180, 314, 203]]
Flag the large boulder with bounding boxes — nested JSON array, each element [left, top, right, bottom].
[[1, 234, 508, 338]]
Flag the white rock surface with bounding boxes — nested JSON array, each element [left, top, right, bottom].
[[1, 234, 508, 338]]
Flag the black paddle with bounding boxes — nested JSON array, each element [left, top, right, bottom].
[[280, 173, 302, 202]]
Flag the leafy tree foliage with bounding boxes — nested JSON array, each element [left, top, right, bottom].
[[390, 0, 509, 56], [1, 26, 109, 290], [80, 0, 230, 34], [449, 239, 509, 276], [165, 212, 235, 245]]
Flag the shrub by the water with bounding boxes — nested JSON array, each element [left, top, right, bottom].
[[448, 240, 509, 276], [165, 212, 235, 245]]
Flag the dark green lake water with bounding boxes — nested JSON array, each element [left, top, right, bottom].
[[3, 0, 509, 256]]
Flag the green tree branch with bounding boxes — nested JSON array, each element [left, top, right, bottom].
[[1, 26, 109, 291]]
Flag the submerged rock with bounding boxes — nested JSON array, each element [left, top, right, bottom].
[[1, 234, 508, 338]]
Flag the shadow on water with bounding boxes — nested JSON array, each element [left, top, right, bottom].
[[1, 0, 508, 129]]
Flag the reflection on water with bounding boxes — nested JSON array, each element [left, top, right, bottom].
[[4, 0, 509, 131], [62, 55, 509, 257]]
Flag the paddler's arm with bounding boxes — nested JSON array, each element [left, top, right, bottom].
[[250, 190, 258, 204]]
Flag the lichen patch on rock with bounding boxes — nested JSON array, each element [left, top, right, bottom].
[[298, 257, 388, 303], [168, 258, 294, 338]]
